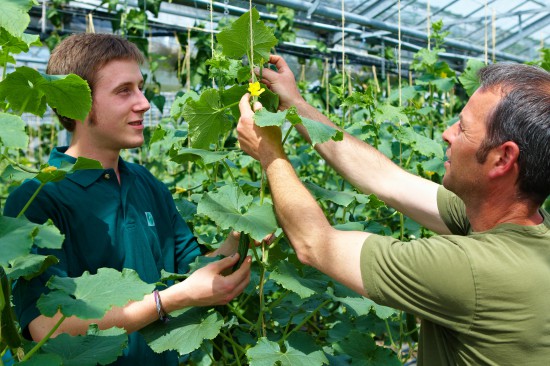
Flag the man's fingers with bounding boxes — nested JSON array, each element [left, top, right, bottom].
[[239, 93, 253, 117]]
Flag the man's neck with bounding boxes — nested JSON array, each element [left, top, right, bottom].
[[65, 145, 121, 180], [465, 186, 543, 232]]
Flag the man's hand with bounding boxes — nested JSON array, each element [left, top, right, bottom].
[[237, 93, 285, 168], [258, 55, 306, 111], [162, 254, 252, 310]]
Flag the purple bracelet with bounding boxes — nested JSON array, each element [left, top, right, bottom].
[[153, 290, 170, 323]]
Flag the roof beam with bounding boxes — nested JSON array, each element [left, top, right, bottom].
[[497, 13, 550, 51]]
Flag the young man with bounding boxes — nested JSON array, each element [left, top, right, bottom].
[[237, 55, 550, 365], [4, 34, 251, 365]]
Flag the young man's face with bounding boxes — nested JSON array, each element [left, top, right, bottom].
[[441, 88, 501, 199], [84, 59, 150, 152]]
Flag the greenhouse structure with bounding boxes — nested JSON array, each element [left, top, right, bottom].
[[1, 0, 550, 365]]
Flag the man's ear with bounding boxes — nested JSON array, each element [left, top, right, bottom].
[[488, 141, 520, 179]]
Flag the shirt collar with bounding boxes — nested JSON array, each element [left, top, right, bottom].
[[49, 146, 129, 188]]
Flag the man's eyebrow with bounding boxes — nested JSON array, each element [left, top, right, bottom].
[[113, 80, 144, 89]]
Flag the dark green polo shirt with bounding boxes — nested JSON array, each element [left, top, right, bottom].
[[4, 147, 202, 366]]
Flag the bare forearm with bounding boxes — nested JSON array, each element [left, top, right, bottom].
[[30, 292, 159, 340], [263, 156, 369, 296], [291, 101, 448, 234], [263, 156, 335, 266]]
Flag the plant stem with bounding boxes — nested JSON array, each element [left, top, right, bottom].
[[280, 299, 331, 343], [384, 318, 398, 349], [17, 182, 46, 218], [227, 303, 254, 327], [21, 315, 66, 362], [281, 124, 294, 145], [1, 154, 39, 174], [217, 330, 246, 354], [259, 169, 265, 205], [221, 160, 237, 184], [266, 291, 289, 312], [252, 242, 267, 338]]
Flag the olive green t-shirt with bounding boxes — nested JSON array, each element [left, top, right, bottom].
[[361, 187, 550, 365]]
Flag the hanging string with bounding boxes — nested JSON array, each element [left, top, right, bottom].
[[398, 0, 402, 107], [186, 28, 192, 92], [86, 13, 95, 33], [324, 58, 330, 115], [484, 0, 488, 64], [341, 0, 345, 93], [249, 0, 254, 75], [372, 65, 380, 94], [491, 8, 497, 63], [209, 0, 214, 56], [341, 0, 345, 127], [209, 0, 215, 87], [426, 0, 430, 51]]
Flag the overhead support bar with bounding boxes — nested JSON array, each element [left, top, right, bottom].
[[250, 0, 528, 63], [496, 13, 550, 51]]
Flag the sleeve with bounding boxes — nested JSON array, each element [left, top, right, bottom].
[[437, 186, 471, 235], [361, 234, 476, 332], [4, 182, 69, 339]]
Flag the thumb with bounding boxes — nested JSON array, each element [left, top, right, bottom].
[[212, 254, 240, 273], [253, 101, 263, 112]]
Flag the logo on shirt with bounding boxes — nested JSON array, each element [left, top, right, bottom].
[[145, 212, 155, 227]]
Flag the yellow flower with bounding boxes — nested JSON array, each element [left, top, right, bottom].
[[41, 166, 57, 173], [174, 186, 186, 194], [248, 82, 265, 97]]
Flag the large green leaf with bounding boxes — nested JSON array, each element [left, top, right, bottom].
[[303, 181, 359, 207], [0, 0, 36, 37], [34, 220, 64, 249], [170, 147, 231, 165], [39, 73, 92, 121], [140, 307, 223, 355], [0, 216, 63, 267], [216, 8, 277, 63], [333, 330, 401, 365], [196, 184, 277, 241], [300, 117, 343, 146], [459, 58, 485, 96], [397, 126, 444, 159], [254, 109, 341, 146], [0, 66, 46, 116], [374, 104, 409, 125], [182, 88, 232, 149], [254, 108, 288, 127], [0, 67, 91, 120], [328, 287, 396, 319], [0, 29, 41, 67], [247, 338, 328, 366], [37, 268, 154, 319], [270, 261, 329, 299], [18, 353, 63, 366], [42, 326, 128, 366], [5, 254, 58, 280], [0, 112, 29, 148]]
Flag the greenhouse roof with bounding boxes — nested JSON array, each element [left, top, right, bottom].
[[22, 0, 550, 73]]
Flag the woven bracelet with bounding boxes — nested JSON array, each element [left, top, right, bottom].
[[153, 289, 170, 323]]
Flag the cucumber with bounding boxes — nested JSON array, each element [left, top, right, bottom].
[[232, 232, 250, 271]]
